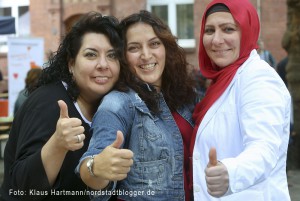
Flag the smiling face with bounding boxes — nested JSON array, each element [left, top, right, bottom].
[[125, 22, 166, 91], [203, 12, 241, 68], [69, 33, 120, 102]]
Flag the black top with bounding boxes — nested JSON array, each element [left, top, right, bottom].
[[0, 82, 91, 201], [277, 56, 288, 87]]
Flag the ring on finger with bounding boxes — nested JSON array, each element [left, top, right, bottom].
[[77, 134, 81, 143]]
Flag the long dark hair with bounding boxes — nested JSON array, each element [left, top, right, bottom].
[[31, 12, 125, 101], [119, 10, 196, 113]]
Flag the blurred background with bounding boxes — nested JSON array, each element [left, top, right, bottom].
[[0, 0, 288, 91], [1, 0, 300, 200]]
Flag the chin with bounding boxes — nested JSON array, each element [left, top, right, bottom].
[[213, 59, 232, 68]]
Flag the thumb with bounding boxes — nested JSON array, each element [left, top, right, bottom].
[[58, 100, 69, 118], [208, 147, 218, 167], [110, 130, 124, 149]]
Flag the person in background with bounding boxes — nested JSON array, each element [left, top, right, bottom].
[[191, 0, 291, 200], [44, 50, 54, 68], [276, 56, 296, 171], [0, 69, 7, 93], [277, 56, 288, 86], [76, 10, 197, 201], [192, 68, 208, 100], [257, 39, 276, 68], [0, 12, 123, 201], [0, 70, 3, 81], [14, 68, 42, 115]]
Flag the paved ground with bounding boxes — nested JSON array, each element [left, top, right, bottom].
[[0, 158, 299, 200]]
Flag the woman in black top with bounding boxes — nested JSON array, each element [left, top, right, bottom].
[[0, 12, 124, 201]]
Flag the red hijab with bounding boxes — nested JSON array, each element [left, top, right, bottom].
[[190, 0, 260, 154]]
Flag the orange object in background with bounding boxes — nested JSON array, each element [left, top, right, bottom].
[[0, 99, 8, 117], [30, 61, 41, 69]]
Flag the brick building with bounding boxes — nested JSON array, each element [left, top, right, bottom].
[[0, 0, 288, 78]]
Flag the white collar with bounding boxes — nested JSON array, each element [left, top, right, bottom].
[[62, 81, 91, 126]]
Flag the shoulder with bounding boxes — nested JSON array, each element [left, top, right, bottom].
[[241, 60, 281, 88], [99, 88, 146, 112], [100, 89, 134, 109], [18, 82, 74, 116], [237, 51, 290, 99], [30, 82, 67, 99], [103, 88, 140, 102], [102, 89, 132, 102], [239, 50, 276, 77]]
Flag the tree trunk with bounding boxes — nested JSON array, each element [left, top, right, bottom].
[[283, 0, 300, 169]]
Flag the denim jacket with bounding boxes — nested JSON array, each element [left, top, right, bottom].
[[76, 88, 195, 201]]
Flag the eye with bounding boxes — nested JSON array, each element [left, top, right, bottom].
[[85, 51, 97, 58], [107, 51, 117, 60], [150, 41, 161, 48], [204, 27, 215, 34], [224, 27, 235, 33], [127, 45, 139, 53]]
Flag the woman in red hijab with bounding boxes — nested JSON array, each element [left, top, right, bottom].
[[191, 0, 291, 200]]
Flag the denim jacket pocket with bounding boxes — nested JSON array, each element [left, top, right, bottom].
[[134, 104, 163, 142], [125, 158, 169, 191]]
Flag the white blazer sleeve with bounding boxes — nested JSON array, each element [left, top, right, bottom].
[[221, 60, 291, 193]]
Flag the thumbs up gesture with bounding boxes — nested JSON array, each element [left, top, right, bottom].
[[55, 100, 85, 151], [205, 147, 229, 198], [208, 147, 218, 168], [110, 130, 125, 149], [93, 131, 134, 181]]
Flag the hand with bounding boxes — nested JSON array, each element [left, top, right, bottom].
[[55, 100, 85, 151], [94, 131, 134, 181], [205, 147, 229, 198]]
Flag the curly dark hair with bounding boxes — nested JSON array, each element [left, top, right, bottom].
[[32, 12, 125, 101], [119, 10, 196, 113]]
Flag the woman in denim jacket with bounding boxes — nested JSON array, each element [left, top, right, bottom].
[[76, 10, 197, 201]]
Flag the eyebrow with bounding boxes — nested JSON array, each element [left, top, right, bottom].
[[149, 37, 160, 42], [83, 48, 97, 52], [205, 22, 236, 27], [83, 47, 115, 52], [127, 37, 160, 45]]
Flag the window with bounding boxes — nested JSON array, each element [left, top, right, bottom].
[[18, 6, 30, 36], [0, 7, 11, 16], [147, 0, 195, 49], [0, 0, 30, 53]]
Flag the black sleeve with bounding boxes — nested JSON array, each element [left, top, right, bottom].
[[11, 102, 59, 190], [3, 83, 91, 201], [8, 85, 66, 200]]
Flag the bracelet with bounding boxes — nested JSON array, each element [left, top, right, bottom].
[[86, 155, 95, 177]]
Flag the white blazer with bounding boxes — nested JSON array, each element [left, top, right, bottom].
[[193, 50, 291, 201]]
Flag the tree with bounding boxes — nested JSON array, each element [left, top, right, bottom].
[[282, 0, 300, 169]]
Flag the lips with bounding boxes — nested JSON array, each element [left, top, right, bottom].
[[213, 49, 229, 53], [94, 76, 109, 84]]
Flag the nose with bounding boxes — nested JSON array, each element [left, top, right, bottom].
[[140, 46, 152, 60], [96, 55, 109, 70], [212, 30, 224, 45]]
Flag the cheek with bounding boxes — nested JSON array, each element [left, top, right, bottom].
[[232, 34, 241, 53], [126, 53, 136, 67], [115, 65, 121, 79], [202, 36, 210, 49], [76, 67, 88, 78], [233, 41, 241, 59], [161, 50, 166, 63]]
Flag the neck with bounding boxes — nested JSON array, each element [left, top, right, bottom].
[[76, 96, 99, 121]]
